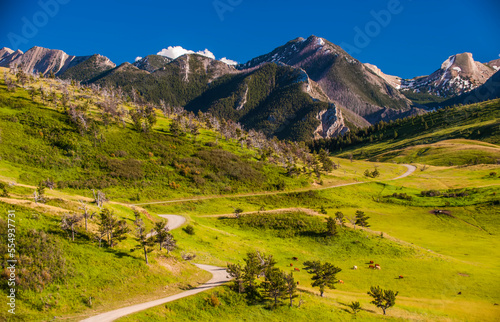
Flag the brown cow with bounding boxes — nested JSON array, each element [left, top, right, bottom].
[[290, 263, 293, 267], [292, 257, 298, 261], [338, 280, 344, 284], [399, 275, 403, 279], [297, 281, 300, 285], [369, 261, 374, 264], [294, 268, 300, 272], [369, 265, 375, 269]]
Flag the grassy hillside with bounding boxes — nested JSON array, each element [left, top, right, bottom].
[[0, 67, 314, 202], [310, 98, 500, 165], [118, 167, 500, 321]]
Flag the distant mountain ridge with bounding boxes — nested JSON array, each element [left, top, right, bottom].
[[0, 46, 115, 79], [1, 39, 497, 141], [366, 53, 496, 98]]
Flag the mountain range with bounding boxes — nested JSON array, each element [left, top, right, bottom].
[[1, 36, 498, 141]]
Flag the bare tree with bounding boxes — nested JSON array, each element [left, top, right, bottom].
[[79, 200, 95, 231], [61, 214, 82, 241], [92, 189, 108, 208], [134, 218, 156, 264], [162, 233, 177, 254]]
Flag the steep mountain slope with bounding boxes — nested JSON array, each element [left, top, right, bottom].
[[488, 58, 500, 71], [0, 46, 115, 78], [239, 35, 416, 124], [0, 47, 14, 61], [88, 54, 239, 107], [363, 63, 402, 89], [186, 62, 348, 141], [433, 70, 500, 107], [400, 53, 495, 97], [0, 48, 23, 66], [133, 55, 172, 72], [59, 54, 116, 82]]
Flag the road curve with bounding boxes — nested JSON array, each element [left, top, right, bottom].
[[132, 164, 417, 206], [388, 164, 417, 181], [158, 214, 186, 230], [80, 265, 231, 322]]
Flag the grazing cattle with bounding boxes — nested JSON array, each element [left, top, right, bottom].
[[374, 264, 380, 267], [369, 265, 375, 269], [399, 275, 403, 279], [292, 257, 298, 261], [375, 266, 381, 270], [297, 281, 300, 285], [353, 265, 358, 270], [458, 292, 462, 295], [338, 280, 344, 284], [294, 268, 300, 272], [369, 261, 374, 264], [290, 263, 293, 267]]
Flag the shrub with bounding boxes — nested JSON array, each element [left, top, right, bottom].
[[420, 190, 441, 197], [183, 225, 195, 235], [0, 182, 8, 197], [206, 292, 221, 307]]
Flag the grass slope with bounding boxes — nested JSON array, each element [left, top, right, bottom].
[[310, 98, 500, 165]]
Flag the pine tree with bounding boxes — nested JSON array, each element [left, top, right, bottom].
[[367, 286, 398, 315], [355, 210, 370, 228], [303, 260, 342, 297]]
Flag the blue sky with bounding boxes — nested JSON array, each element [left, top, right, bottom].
[[0, 0, 498, 78]]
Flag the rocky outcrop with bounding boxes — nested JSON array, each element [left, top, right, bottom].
[[314, 104, 349, 139]]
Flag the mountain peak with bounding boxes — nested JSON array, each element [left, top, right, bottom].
[[400, 51, 495, 97]]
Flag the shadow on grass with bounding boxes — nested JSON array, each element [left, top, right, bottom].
[[338, 300, 376, 314]]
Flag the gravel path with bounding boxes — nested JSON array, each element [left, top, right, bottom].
[[80, 265, 230, 322]]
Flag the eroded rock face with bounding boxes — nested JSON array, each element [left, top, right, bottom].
[[314, 104, 349, 139]]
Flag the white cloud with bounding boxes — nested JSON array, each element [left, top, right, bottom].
[[135, 56, 142, 62], [220, 57, 238, 66], [197, 49, 215, 59], [155, 45, 237, 66], [157, 46, 216, 60]]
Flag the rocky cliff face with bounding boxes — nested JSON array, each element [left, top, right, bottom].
[[0, 46, 115, 78], [314, 105, 349, 139], [0, 49, 23, 66], [488, 59, 500, 71], [0, 47, 14, 61]]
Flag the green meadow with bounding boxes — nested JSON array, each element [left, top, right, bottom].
[[0, 67, 499, 321]]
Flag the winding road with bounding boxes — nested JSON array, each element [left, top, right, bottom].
[[132, 164, 417, 206], [80, 264, 231, 322], [81, 164, 417, 321]]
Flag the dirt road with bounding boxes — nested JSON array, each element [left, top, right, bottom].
[[80, 264, 230, 322]]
